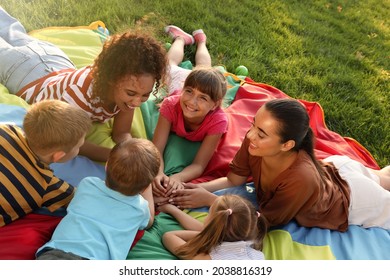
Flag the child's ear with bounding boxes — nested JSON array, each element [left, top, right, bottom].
[[52, 151, 66, 163], [212, 100, 222, 110]]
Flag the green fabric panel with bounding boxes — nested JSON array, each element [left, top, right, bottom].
[[128, 211, 336, 260], [0, 85, 30, 109], [127, 211, 208, 260], [263, 229, 336, 260], [163, 134, 201, 175], [127, 213, 183, 260]]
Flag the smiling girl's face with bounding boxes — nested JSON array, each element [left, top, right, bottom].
[[179, 86, 218, 124], [113, 74, 155, 111]]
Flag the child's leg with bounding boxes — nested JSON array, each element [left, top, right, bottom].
[[193, 30, 211, 67], [370, 166, 390, 191], [166, 38, 191, 94], [167, 38, 186, 66]]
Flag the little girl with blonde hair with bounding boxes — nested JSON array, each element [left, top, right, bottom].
[[159, 194, 268, 260]]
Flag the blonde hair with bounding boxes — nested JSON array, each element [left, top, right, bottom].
[[105, 138, 160, 196], [23, 100, 91, 154], [183, 67, 227, 102], [175, 194, 268, 259]]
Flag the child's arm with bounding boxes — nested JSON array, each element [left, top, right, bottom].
[[152, 115, 172, 196], [163, 231, 211, 260], [166, 133, 222, 194], [158, 203, 203, 231], [140, 184, 155, 228]]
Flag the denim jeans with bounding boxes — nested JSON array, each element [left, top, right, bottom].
[[0, 7, 75, 94]]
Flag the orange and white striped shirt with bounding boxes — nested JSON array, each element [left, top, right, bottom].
[[16, 66, 119, 123]]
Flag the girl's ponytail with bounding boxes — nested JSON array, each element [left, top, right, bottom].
[[252, 213, 268, 251]]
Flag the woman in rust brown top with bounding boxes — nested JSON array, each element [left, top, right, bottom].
[[171, 98, 390, 232]]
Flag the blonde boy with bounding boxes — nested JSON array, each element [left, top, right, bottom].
[[0, 100, 91, 226]]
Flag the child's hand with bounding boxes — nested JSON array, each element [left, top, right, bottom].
[[165, 176, 184, 196], [154, 195, 170, 205], [152, 172, 169, 197], [157, 203, 179, 214]]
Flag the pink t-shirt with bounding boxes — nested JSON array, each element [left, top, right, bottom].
[[159, 93, 228, 142]]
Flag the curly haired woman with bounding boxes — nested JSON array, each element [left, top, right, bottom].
[[0, 7, 168, 162]]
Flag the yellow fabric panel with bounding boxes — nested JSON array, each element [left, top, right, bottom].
[[28, 21, 107, 69], [262, 229, 336, 260], [85, 108, 147, 149], [0, 84, 30, 109]]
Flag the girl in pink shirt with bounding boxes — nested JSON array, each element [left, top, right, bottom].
[[152, 26, 228, 198], [152, 67, 228, 198]]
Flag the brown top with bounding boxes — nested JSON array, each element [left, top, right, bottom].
[[229, 137, 351, 232]]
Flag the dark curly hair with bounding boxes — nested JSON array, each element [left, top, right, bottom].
[[91, 31, 168, 102]]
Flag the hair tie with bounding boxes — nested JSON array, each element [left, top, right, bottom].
[[257, 211, 261, 218], [227, 209, 233, 215]]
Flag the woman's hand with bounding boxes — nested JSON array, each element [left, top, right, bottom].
[[169, 183, 218, 209]]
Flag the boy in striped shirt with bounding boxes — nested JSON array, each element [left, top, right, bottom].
[[0, 100, 91, 226]]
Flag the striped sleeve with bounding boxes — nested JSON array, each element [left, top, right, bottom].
[[16, 67, 118, 122], [0, 125, 75, 226]]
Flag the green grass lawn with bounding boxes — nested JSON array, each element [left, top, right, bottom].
[[2, 0, 389, 166]]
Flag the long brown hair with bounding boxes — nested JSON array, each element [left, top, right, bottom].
[[175, 195, 268, 259], [264, 98, 326, 182]]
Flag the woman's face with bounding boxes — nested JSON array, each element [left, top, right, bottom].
[[246, 105, 286, 157], [113, 74, 155, 111], [179, 86, 218, 123]]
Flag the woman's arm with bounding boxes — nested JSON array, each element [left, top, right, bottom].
[[78, 109, 135, 162], [79, 141, 111, 162], [169, 172, 248, 209], [111, 109, 134, 143]]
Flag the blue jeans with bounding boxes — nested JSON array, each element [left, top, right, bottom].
[[0, 7, 75, 94]]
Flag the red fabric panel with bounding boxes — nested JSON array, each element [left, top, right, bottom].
[[0, 214, 62, 260], [193, 80, 379, 183]]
